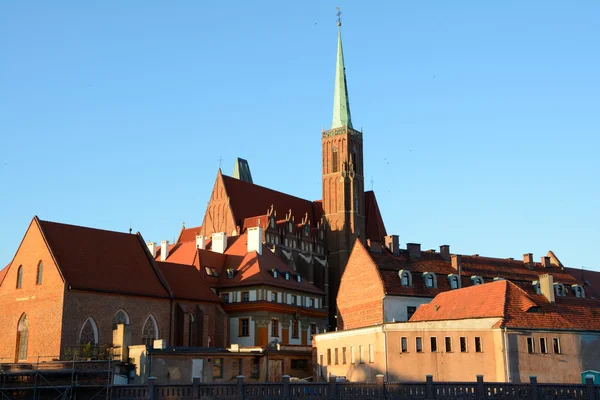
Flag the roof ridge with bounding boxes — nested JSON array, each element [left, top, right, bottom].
[[222, 174, 313, 205], [39, 219, 133, 236]]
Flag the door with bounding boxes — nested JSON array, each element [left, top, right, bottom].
[[268, 359, 283, 382], [192, 359, 204, 383]]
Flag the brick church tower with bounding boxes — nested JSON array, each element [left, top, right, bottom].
[[322, 19, 366, 326]]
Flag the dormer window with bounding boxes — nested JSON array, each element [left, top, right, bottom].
[[423, 272, 437, 289], [226, 269, 234, 279], [471, 276, 484, 285], [554, 283, 565, 297], [532, 281, 541, 294], [398, 270, 412, 287], [272, 269, 279, 279], [448, 274, 460, 290], [571, 284, 585, 298], [296, 275, 302, 283], [493, 277, 505, 281], [204, 267, 218, 277], [222, 293, 229, 303], [284, 272, 290, 280]]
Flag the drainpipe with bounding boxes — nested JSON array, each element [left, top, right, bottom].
[[382, 324, 389, 382], [503, 327, 511, 382]]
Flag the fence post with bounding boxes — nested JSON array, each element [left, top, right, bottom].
[[237, 375, 245, 400], [282, 375, 291, 400], [585, 377, 595, 400], [192, 377, 201, 400], [328, 375, 337, 400], [529, 376, 538, 400], [376, 374, 385, 400], [426, 375, 434, 400], [147, 377, 157, 400]]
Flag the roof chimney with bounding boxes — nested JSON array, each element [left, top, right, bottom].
[[440, 245, 450, 261], [523, 253, 534, 269], [160, 240, 169, 261], [196, 234, 206, 250], [247, 226, 263, 255], [407, 243, 421, 259], [451, 254, 462, 270], [541, 256, 551, 268], [211, 232, 228, 254], [367, 239, 383, 254], [539, 273, 555, 303], [147, 242, 157, 258], [384, 235, 400, 256]]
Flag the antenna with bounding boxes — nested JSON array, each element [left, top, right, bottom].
[[336, 6, 342, 26], [369, 177, 375, 191], [129, 221, 132, 234]]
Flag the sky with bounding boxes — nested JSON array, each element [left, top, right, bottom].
[[1, 1, 598, 271]]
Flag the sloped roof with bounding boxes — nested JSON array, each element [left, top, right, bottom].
[[157, 261, 221, 303], [410, 279, 600, 331], [364, 191, 387, 242], [177, 226, 202, 243], [38, 219, 170, 298], [0, 265, 8, 286], [564, 267, 600, 297]]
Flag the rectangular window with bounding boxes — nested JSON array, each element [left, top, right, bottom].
[[350, 346, 355, 364], [359, 345, 364, 364], [327, 349, 331, 365], [401, 337, 408, 353], [213, 358, 223, 378], [334, 348, 339, 365], [271, 319, 279, 337], [309, 298, 315, 307], [540, 338, 548, 354], [342, 347, 347, 364], [232, 358, 242, 376], [291, 359, 308, 370], [475, 337, 482, 353], [527, 337, 535, 353], [222, 293, 229, 303], [553, 338, 561, 354], [271, 292, 277, 302], [251, 358, 259, 379], [445, 337, 452, 352], [291, 295, 297, 305], [291, 320, 299, 338], [416, 337, 423, 353], [430, 337, 437, 352], [460, 337, 468, 352], [242, 292, 250, 302], [407, 306, 417, 320], [369, 344, 374, 363], [238, 318, 249, 337]]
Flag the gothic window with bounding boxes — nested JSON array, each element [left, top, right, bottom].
[[79, 317, 98, 345], [36, 261, 43, 285], [332, 146, 339, 173], [142, 315, 159, 347], [16, 265, 23, 289], [351, 146, 357, 172], [16, 314, 29, 361], [112, 310, 130, 329]]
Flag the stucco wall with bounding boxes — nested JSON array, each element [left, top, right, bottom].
[[383, 296, 433, 322]]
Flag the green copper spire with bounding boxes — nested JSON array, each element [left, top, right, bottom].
[[331, 22, 353, 129]]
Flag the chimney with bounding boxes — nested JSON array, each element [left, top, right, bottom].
[[384, 235, 400, 256], [541, 256, 551, 268], [212, 232, 228, 254], [196, 234, 206, 250], [407, 243, 421, 259], [539, 273, 555, 303], [367, 239, 383, 254], [247, 226, 263, 255], [147, 242, 157, 258], [523, 253, 534, 269], [451, 254, 462, 270], [440, 245, 450, 261], [160, 240, 169, 261]]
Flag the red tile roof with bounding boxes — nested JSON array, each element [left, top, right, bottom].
[[156, 261, 221, 303], [410, 280, 600, 331], [177, 226, 202, 243], [364, 191, 387, 242], [38, 219, 170, 298], [564, 267, 600, 298]]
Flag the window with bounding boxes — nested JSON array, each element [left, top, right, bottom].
[[553, 338, 561, 354], [342, 347, 347, 364], [226, 269, 234, 279], [112, 309, 129, 329], [475, 337, 482, 353], [79, 317, 98, 345], [16, 314, 29, 361], [309, 298, 315, 308], [540, 338, 548, 354], [471, 276, 483, 285], [242, 292, 250, 302], [460, 337, 468, 352], [291, 359, 308, 370], [273, 270, 278, 278], [399, 270, 412, 287], [332, 146, 339, 173], [449, 275, 460, 290], [407, 306, 417, 320], [445, 337, 452, 352], [423, 272, 436, 288], [401, 337, 408, 352], [554, 283, 565, 297], [527, 337, 535, 353], [142, 315, 158, 347], [327, 349, 331, 365], [285, 273, 290, 280], [36, 261, 43, 285], [271, 292, 277, 302], [239, 318, 250, 337], [213, 358, 223, 378], [350, 346, 355, 364], [430, 337, 437, 352], [291, 295, 297, 305], [222, 293, 230, 303], [416, 337, 423, 353], [359, 345, 364, 363], [250, 358, 259, 379], [232, 358, 242, 376], [311, 323, 317, 336], [572, 285, 585, 298], [291, 320, 299, 338], [271, 319, 279, 337], [297, 275, 302, 283], [369, 344, 374, 363], [16, 265, 23, 289], [334, 348, 339, 364], [532, 281, 541, 294]]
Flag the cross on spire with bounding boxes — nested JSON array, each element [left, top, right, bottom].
[[336, 7, 342, 26], [369, 177, 375, 191], [218, 156, 223, 169]]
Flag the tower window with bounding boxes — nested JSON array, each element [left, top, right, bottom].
[[16, 265, 23, 289], [332, 146, 339, 173], [36, 261, 43, 285]]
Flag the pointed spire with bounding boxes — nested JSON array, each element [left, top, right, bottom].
[[332, 16, 353, 129]]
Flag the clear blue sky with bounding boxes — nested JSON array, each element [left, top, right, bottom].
[[1, 1, 598, 271]]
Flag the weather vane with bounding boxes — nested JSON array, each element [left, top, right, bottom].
[[336, 7, 342, 26]]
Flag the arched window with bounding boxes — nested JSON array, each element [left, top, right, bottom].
[[112, 310, 130, 329], [423, 272, 437, 288], [471, 276, 484, 286], [79, 317, 98, 345], [36, 261, 43, 285], [16, 314, 29, 361], [142, 315, 159, 347], [332, 146, 339, 173], [572, 284, 585, 298], [554, 283, 565, 297], [16, 265, 23, 289], [532, 281, 541, 294], [448, 274, 460, 290], [399, 270, 412, 287]]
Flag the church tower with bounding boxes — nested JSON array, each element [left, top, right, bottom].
[[322, 17, 366, 326]]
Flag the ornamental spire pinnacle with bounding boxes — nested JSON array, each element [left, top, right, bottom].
[[331, 7, 353, 129]]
